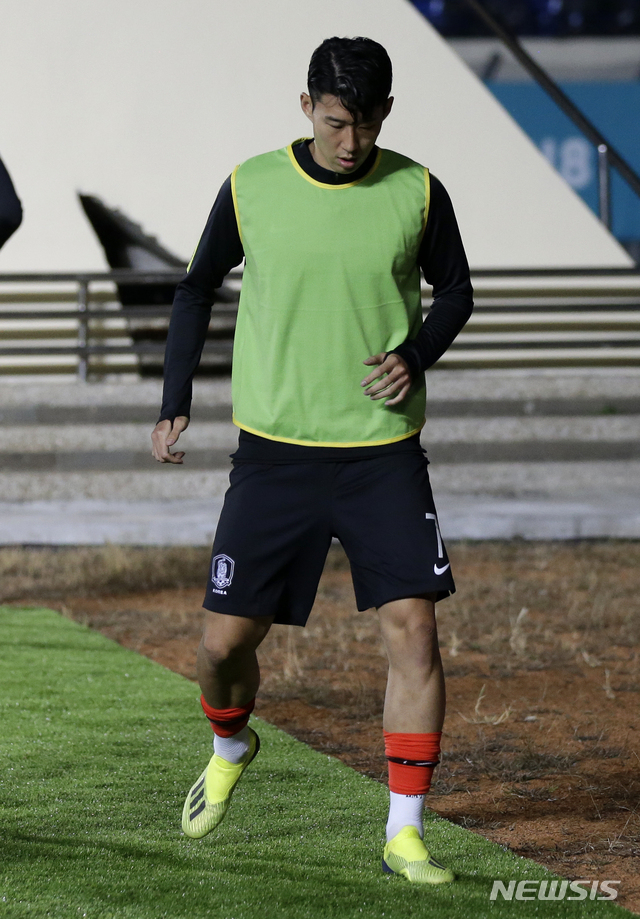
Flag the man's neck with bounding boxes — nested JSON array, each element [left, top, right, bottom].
[[293, 139, 378, 185]]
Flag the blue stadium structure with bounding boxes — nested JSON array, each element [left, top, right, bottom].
[[411, 0, 640, 37]]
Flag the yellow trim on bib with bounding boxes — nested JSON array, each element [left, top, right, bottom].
[[230, 164, 243, 244], [286, 142, 382, 190], [233, 415, 424, 447], [420, 168, 431, 241], [186, 244, 198, 273]]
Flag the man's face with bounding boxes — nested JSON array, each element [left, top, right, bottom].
[[300, 92, 393, 174]]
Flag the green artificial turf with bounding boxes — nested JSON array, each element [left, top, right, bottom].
[[0, 606, 632, 919]]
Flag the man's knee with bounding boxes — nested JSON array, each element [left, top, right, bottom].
[[200, 611, 272, 666], [379, 596, 441, 664]]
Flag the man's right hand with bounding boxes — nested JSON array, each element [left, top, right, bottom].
[[151, 416, 189, 464]]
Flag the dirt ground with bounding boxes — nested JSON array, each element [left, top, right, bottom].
[[5, 541, 640, 913]]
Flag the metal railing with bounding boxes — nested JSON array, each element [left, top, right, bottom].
[[0, 270, 238, 380], [0, 270, 185, 379], [1, 268, 640, 377], [447, 267, 640, 368], [461, 0, 640, 230]]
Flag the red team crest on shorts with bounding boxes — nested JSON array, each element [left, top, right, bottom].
[[211, 554, 235, 591]]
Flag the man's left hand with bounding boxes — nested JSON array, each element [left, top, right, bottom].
[[361, 352, 411, 406]]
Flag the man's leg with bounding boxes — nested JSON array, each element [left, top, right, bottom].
[[378, 594, 444, 735], [377, 595, 454, 884], [182, 610, 274, 838], [198, 610, 274, 709]]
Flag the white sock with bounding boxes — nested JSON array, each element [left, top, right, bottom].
[[386, 791, 426, 842], [213, 726, 250, 764]]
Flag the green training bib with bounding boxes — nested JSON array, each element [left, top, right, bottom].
[[230, 141, 430, 446]]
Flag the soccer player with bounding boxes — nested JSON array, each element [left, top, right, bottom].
[[152, 36, 473, 884]]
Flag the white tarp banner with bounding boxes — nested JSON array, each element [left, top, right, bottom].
[[0, 0, 632, 269]]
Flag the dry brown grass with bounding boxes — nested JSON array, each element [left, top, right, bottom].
[[3, 539, 639, 672], [0, 545, 212, 602], [440, 540, 640, 662]]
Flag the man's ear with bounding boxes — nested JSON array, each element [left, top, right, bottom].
[[300, 92, 314, 121], [383, 96, 394, 120]]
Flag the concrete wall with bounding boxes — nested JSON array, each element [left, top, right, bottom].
[[0, 0, 632, 270]]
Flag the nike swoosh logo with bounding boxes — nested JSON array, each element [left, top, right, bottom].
[[434, 563, 450, 576]]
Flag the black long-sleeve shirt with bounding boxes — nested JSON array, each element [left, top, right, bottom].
[[160, 140, 473, 460], [0, 156, 22, 250]]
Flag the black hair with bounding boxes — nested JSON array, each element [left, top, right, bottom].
[[307, 37, 392, 122]]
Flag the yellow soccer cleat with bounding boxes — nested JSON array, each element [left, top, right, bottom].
[[382, 826, 455, 884], [181, 727, 260, 838]]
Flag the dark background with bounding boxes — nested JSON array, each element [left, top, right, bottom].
[[410, 0, 640, 37]]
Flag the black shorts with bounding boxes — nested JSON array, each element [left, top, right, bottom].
[[203, 452, 455, 626]]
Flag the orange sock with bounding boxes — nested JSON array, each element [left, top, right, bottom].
[[200, 695, 255, 737], [383, 730, 442, 795]]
